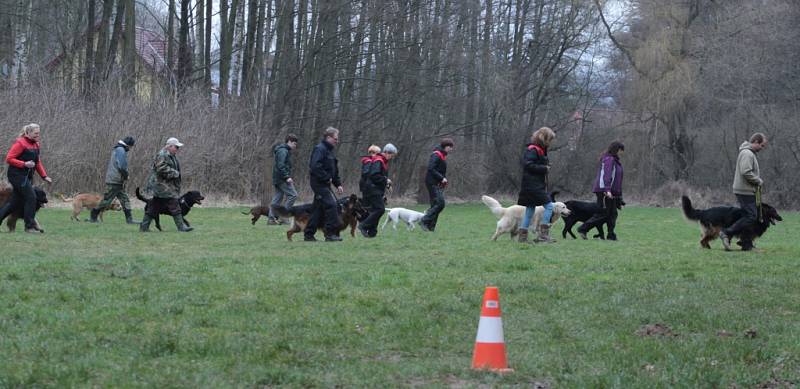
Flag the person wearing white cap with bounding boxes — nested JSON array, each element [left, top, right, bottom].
[[140, 137, 192, 232], [357, 143, 398, 237], [89, 136, 139, 224]]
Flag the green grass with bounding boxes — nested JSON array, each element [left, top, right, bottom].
[[1, 204, 799, 387]]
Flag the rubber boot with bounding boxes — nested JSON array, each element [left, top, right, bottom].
[[535, 224, 556, 243], [140, 214, 153, 232], [87, 208, 101, 223], [173, 214, 194, 232], [124, 208, 140, 224]]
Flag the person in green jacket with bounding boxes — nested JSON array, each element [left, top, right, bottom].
[[720, 132, 768, 251], [140, 137, 192, 232], [89, 136, 138, 224], [268, 134, 299, 224]]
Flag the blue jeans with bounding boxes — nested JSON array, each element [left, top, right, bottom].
[[268, 180, 298, 219], [520, 202, 553, 229]]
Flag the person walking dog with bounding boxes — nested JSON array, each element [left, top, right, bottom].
[[89, 136, 139, 224], [358, 143, 398, 238], [267, 134, 299, 225], [0, 123, 53, 233], [420, 138, 454, 232], [578, 141, 625, 241], [517, 127, 557, 243], [140, 137, 193, 232], [304, 127, 344, 242], [719, 132, 768, 251]]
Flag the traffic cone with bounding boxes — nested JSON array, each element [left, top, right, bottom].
[[471, 286, 513, 373]]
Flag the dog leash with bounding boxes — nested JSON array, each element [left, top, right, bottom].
[[756, 185, 763, 223]]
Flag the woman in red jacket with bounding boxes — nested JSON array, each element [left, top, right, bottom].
[[0, 123, 53, 232]]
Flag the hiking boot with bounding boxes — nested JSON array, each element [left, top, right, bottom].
[[518, 228, 530, 243], [25, 227, 42, 234], [577, 228, 588, 240], [534, 224, 556, 243], [139, 214, 153, 232], [358, 225, 370, 238], [606, 233, 617, 241], [267, 218, 280, 225], [419, 222, 431, 232], [87, 208, 101, 223], [719, 230, 732, 251], [124, 209, 139, 224], [303, 235, 318, 242], [173, 214, 194, 232], [324, 235, 343, 242]]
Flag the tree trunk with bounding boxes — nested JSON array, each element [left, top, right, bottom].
[[83, 0, 96, 95], [177, 0, 192, 90], [105, 0, 124, 80], [166, 0, 175, 72], [122, 0, 136, 92]]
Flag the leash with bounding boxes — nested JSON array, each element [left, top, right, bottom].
[[755, 185, 763, 223]]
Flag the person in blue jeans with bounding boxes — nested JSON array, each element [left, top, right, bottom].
[[268, 134, 299, 225], [517, 127, 556, 243]]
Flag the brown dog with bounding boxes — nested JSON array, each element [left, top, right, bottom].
[[242, 206, 272, 225], [59, 193, 121, 222], [270, 194, 367, 241], [0, 185, 12, 207]]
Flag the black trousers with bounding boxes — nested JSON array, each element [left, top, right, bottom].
[[305, 186, 341, 237], [360, 194, 385, 237], [421, 183, 445, 230], [724, 194, 758, 237], [579, 192, 620, 238], [0, 174, 37, 229]]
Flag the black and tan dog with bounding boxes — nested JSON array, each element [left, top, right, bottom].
[[271, 194, 367, 241], [242, 205, 272, 225], [5, 187, 48, 233], [135, 187, 205, 231], [681, 195, 782, 250]]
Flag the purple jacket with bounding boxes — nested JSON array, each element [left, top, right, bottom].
[[592, 153, 623, 196]]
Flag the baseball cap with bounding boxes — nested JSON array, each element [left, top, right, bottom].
[[166, 137, 184, 148]]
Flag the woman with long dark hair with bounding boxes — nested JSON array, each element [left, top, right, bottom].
[[578, 141, 625, 240], [0, 123, 53, 233]]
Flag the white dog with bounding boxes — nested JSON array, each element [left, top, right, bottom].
[[481, 195, 570, 241], [381, 207, 426, 230]]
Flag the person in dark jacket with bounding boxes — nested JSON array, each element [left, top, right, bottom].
[[578, 141, 625, 241], [720, 133, 767, 251], [89, 136, 138, 224], [0, 123, 53, 233], [267, 134, 299, 225], [517, 127, 557, 243], [140, 137, 193, 232], [358, 143, 398, 238], [304, 127, 345, 241], [420, 138, 454, 232]]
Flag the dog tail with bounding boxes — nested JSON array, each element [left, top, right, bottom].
[[481, 195, 505, 219], [135, 187, 151, 203], [681, 196, 702, 221], [58, 193, 73, 202], [241, 211, 251, 215]]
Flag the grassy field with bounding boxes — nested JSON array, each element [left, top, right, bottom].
[[1, 203, 799, 388]]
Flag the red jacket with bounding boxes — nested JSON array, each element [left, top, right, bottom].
[[6, 136, 47, 179]]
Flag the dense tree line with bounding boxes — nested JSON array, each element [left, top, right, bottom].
[[1, 0, 799, 207]]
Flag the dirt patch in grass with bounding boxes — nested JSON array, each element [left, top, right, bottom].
[[635, 323, 678, 337], [755, 378, 795, 388]]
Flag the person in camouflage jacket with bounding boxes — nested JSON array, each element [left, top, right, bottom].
[[140, 137, 193, 232]]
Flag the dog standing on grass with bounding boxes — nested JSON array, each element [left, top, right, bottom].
[[60, 193, 121, 222], [381, 207, 425, 231], [481, 194, 570, 241]]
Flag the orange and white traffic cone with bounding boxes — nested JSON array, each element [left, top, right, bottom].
[[471, 286, 513, 373]]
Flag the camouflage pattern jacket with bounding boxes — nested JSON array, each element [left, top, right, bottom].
[[145, 148, 181, 198]]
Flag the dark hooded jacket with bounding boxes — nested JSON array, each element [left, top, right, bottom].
[[517, 143, 550, 207], [309, 140, 341, 189], [272, 143, 293, 184], [105, 143, 131, 185]]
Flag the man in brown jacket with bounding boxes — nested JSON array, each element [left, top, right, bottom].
[[720, 132, 768, 251]]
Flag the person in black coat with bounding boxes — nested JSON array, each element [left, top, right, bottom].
[[420, 138, 454, 232], [358, 143, 398, 238], [304, 127, 345, 242], [517, 127, 557, 243]]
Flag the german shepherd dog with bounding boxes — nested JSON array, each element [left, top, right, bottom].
[[5, 187, 48, 233], [681, 195, 782, 250], [271, 194, 367, 241], [135, 187, 205, 231]]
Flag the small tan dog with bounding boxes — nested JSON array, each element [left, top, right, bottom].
[[59, 193, 121, 221]]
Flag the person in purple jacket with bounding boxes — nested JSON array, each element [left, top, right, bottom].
[[578, 141, 625, 241]]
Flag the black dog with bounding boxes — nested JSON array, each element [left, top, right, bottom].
[[561, 200, 607, 239], [5, 187, 48, 233], [136, 187, 205, 231], [681, 195, 782, 250]]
